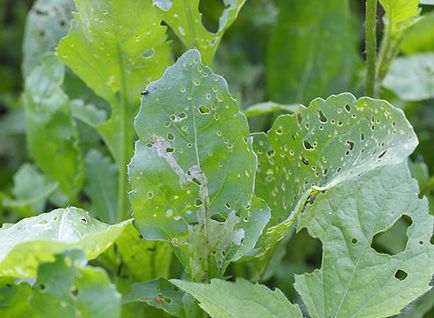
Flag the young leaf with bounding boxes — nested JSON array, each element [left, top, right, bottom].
[[23, 54, 83, 198], [171, 278, 303, 318], [254, 93, 417, 257], [383, 53, 434, 101], [377, 0, 421, 82], [32, 250, 121, 318], [123, 278, 185, 317], [152, 0, 246, 64], [295, 164, 434, 318], [0, 207, 129, 277], [129, 49, 270, 281], [267, 0, 358, 104], [401, 12, 434, 54], [22, 0, 74, 76], [58, 0, 171, 219], [84, 150, 118, 224], [3, 163, 58, 217]]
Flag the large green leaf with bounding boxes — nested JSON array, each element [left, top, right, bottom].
[[58, 0, 171, 165], [267, 0, 358, 104], [295, 164, 434, 318], [152, 0, 246, 65], [23, 55, 83, 198], [401, 12, 434, 54], [129, 49, 270, 281], [84, 150, 118, 224], [172, 278, 303, 318], [22, 0, 74, 77], [31, 250, 121, 318], [0, 207, 129, 277], [383, 53, 434, 101], [377, 0, 421, 82], [2, 164, 58, 217], [254, 93, 417, 257], [0, 278, 34, 318]]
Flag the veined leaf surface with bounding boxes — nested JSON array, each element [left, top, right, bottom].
[[172, 278, 303, 318], [0, 207, 129, 277], [295, 164, 434, 318], [129, 49, 270, 280], [254, 93, 417, 257]]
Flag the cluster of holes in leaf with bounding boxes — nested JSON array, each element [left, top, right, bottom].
[[262, 102, 410, 211]]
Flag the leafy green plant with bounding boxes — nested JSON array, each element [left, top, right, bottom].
[[1, 0, 434, 317]]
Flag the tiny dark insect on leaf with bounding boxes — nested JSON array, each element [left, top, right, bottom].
[[141, 90, 149, 96]]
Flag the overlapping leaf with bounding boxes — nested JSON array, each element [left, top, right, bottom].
[[129, 49, 270, 280], [172, 278, 303, 318], [295, 164, 434, 318], [401, 12, 434, 54], [23, 55, 83, 198], [267, 0, 358, 104], [0, 207, 129, 277], [152, 0, 246, 64], [253, 93, 417, 257], [58, 0, 171, 165]]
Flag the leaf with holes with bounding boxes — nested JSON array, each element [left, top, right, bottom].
[[0, 207, 129, 277], [129, 49, 270, 281], [23, 54, 83, 198], [152, 0, 246, 65], [31, 250, 121, 318], [171, 278, 303, 318], [295, 163, 434, 318], [253, 93, 417, 258]]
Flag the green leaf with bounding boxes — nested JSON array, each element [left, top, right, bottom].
[[22, 0, 74, 76], [295, 164, 434, 318], [71, 99, 107, 128], [114, 223, 172, 281], [254, 93, 417, 257], [58, 0, 171, 165], [152, 0, 246, 64], [0, 207, 129, 277], [32, 250, 121, 318], [0, 278, 34, 318], [84, 150, 118, 224], [401, 12, 434, 54], [377, 0, 421, 81], [267, 0, 358, 104], [129, 49, 270, 281], [123, 278, 185, 317], [3, 164, 58, 217], [243, 102, 301, 118], [23, 54, 83, 198], [383, 53, 434, 101], [397, 288, 434, 318], [171, 278, 303, 318]]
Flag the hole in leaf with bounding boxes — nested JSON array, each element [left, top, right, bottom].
[[198, 105, 210, 114], [80, 217, 88, 224], [345, 104, 351, 112], [198, 0, 224, 33], [210, 214, 226, 222], [303, 140, 314, 150], [371, 215, 412, 255], [346, 141, 354, 151], [394, 269, 408, 281], [286, 228, 322, 270], [70, 287, 79, 297], [360, 132, 365, 141], [143, 49, 154, 58], [378, 150, 387, 159], [192, 177, 201, 186], [39, 283, 46, 291], [166, 148, 174, 153], [351, 238, 358, 244], [296, 113, 303, 125], [194, 199, 203, 207], [318, 110, 327, 123], [167, 133, 175, 141], [301, 157, 309, 165]]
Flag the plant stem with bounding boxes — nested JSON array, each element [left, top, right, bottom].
[[365, 0, 378, 97]]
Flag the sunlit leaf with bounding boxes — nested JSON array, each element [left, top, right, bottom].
[[243, 102, 301, 118], [0, 207, 129, 277], [129, 49, 270, 281], [253, 93, 417, 257], [295, 164, 434, 318], [401, 12, 434, 54]]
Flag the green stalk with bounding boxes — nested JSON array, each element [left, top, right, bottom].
[[365, 0, 378, 97]]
